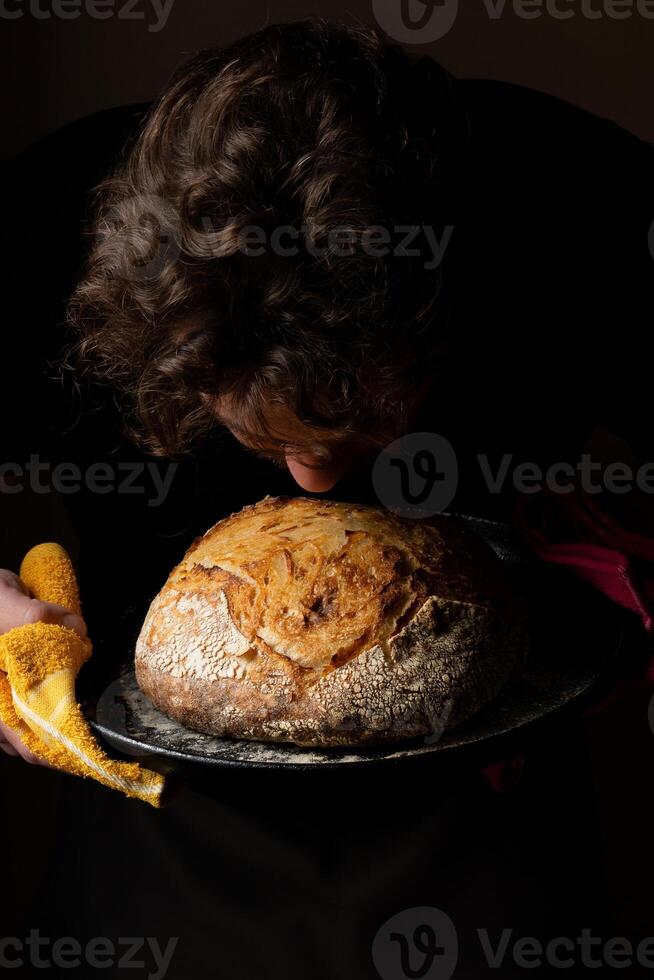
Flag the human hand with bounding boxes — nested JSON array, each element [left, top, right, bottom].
[[0, 568, 87, 766]]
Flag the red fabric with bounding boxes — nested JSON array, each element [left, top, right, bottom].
[[481, 489, 653, 792], [513, 490, 654, 634], [481, 753, 526, 793]]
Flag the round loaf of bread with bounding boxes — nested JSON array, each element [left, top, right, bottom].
[[135, 497, 526, 747]]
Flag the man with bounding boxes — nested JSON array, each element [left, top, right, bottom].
[[1, 20, 651, 978]]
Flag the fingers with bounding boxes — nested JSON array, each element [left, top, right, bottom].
[[0, 720, 54, 768], [0, 571, 78, 770], [0, 569, 30, 596], [0, 570, 87, 638], [0, 570, 81, 769], [20, 599, 88, 639]]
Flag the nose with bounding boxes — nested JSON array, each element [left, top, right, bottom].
[[285, 454, 342, 493]]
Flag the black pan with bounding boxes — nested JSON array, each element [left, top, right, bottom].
[[78, 516, 627, 781]]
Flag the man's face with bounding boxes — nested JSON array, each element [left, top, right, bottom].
[[283, 452, 347, 492], [214, 377, 430, 492], [215, 396, 360, 492]]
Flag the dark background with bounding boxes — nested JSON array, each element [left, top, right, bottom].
[[1, 0, 653, 963], [2, 0, 653, 161]]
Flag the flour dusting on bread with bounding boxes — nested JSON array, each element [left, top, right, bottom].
[[135, 497, 526, 747]]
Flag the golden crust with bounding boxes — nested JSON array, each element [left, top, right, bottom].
[[135, 497, 526, 747]]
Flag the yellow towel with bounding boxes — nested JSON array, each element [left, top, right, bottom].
[[0, 543, 166, 806]]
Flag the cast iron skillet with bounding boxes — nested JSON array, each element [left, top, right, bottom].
[[78, 516, 627, 781]]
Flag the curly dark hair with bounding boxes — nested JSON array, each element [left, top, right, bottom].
[[67, 19, 464, 458]]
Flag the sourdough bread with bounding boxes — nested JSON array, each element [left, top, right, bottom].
[[135, 497, 526, 747]]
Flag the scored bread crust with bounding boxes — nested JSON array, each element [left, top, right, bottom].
[[135, 497, 526, 747]]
